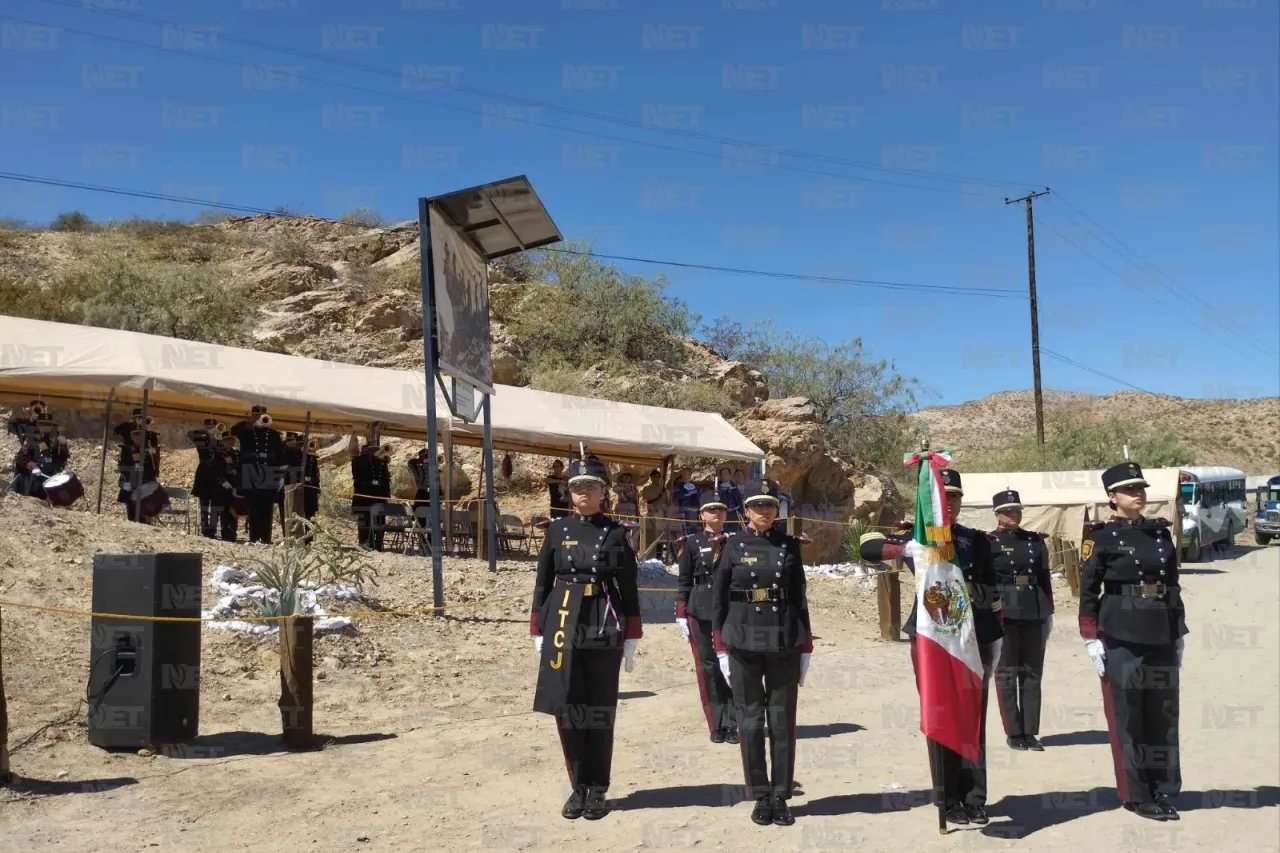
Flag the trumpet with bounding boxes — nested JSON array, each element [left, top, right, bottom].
[[307, 438, 319, 452], [257, 414, 273, 428], [379, 443, 393, 461], [133, 414, 155, 427], [29, 402, 48, 419]]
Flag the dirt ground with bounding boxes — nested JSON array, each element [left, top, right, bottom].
[[1, 492, 1277, 852]]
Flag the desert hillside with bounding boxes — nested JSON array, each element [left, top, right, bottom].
[[913, 389, 1280, 474]]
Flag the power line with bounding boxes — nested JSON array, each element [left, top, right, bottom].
[[0, 171, 1023, 301], [1040, 347, 1159, 396], [41, 0, 1037, 196], [1048, 192, 1279, 360]]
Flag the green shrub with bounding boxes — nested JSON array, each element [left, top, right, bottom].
[[269, 231, 313, 265], [962, 410, 1195, 472], [339, 207, 388, 228], [50, 211, 92, 232]]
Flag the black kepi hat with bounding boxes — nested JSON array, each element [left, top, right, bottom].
[[741, 478, 780, 507], [568, 457, 608, 487], [993, 489, 1022, 512], [940, 468, 963, 494], [1102, 462, 1149, 492]]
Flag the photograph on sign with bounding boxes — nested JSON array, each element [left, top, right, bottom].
[[429, 204, 494, 393]]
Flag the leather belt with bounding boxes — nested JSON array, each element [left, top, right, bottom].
[[730, 588, 787, 603], [559, 580, 602, 596], [1107, 582, 1178, 600], [1015, 576, 1032, 586]]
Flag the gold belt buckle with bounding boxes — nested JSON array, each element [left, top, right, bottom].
[[748, 589, 769, 602], [1015, 576, 1031, 585], [1140, 583, 1160, 598]]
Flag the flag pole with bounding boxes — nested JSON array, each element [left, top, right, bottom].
[[916, 436, 947, 835]]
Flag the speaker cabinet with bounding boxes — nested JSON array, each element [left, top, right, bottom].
[[87, 553, 202, 749]]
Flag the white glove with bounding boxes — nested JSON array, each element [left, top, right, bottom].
[[717, 651, 731, 682], [533, 636, 543, 659], [1084, 638, 1106, 678], [676, 617, 690, 642], [120, 482, 133, 492], [1176, 636, 1184, 667], [623, 639, 638, 673], [799, 653, 810, 687]]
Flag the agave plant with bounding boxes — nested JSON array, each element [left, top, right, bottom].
[[843, 517, 876, 569], [246, 515, 377, 619]]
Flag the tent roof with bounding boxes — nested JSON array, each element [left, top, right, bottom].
[[0, 316, 763, 467]]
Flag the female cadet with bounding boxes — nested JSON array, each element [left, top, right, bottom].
[[529, 457, 643, 821], [712, 478, 813, 827], [675, 489, 737, 745], [1079, 462, 1187, 821]]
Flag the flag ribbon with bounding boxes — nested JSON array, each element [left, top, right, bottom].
[[903, 448, 954, 562]]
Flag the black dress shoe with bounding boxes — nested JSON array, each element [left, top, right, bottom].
[[750, 798, 773, 826], [944, 804, 970, 825], [1123, 801, 1166, 821], [965, 804, 989, 825], [1154, 793, 1179, 820], [1007, 735, 1028, 750], [771, 797, 795, 826], [725, 727, 740, 744], [582, 788, 609, 820], [710, 728, 726, 744], [561, 788, 585, 820], [1025, 736, 1044, 751]]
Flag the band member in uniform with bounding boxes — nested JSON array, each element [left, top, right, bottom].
[[114, 408, 160, 457], [712, 479, 813, 827], [117, 427, 160, 523], [350, 439, 390, 551], [1080, 462, 1187, 821], [676, 490, 738, 744], [301, 437, 320, 526], [859, 468, 1003, 826], [673, 468, 702, 536], [189, 419, 225, 539], [990, 489, 1055, 751], [530, 457, 642, 821], [8, 402, 66, 500], [230, 406, 285, 544], [408, 448, 432, 522], [545, 460, 570, 520], [212, 432, 241, 542]]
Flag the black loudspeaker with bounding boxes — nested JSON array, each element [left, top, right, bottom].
[[87, 553, 202, 749]]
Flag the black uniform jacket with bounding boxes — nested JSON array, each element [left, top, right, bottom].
[[350, 454, 391, 509], [529, 512, 643, 646], [189, 429, 221, 499], [860, 522, 1005, 645], [675, 529, 726, 622], [712, 526, 813, 654], [1078, 516, 1188, 646], [116, 443, 158, 502], [990, 526, 1054, 621], [231, 421, 284, 493]]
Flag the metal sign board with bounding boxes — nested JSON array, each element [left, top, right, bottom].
[[451, 378, 478, 423]]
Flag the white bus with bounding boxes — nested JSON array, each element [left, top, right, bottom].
[[1178, 466, 1248, 561]]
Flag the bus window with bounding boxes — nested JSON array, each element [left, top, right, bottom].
[[1179, 484, 1195, 506]]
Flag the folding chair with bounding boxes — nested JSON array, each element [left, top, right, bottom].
[[372, 502, 412, 553], [529, 515, 549, 551], [157, 486, 193, 534], [498, 514, 531, 555]]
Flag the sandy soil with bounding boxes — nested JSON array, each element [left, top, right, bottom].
[[1, 492, 1277, 852]]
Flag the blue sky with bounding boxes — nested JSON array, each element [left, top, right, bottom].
[[1, 0, 1276, 406]]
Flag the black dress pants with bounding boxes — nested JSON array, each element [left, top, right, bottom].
[[246, 493, 275, 544], [729, 648, 800, 800], [555, 647, 623, 791], [688, 616, 734, 733], [1100, 637, 1181, 804], [995, 618, 1049, 738]]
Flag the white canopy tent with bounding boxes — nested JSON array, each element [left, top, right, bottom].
[[0, 316, 763, 467], [955, 467, 1183, 549]]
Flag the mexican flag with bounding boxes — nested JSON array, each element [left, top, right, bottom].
[[904, 448, 984, 762]]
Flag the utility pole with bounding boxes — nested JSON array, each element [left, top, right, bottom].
[[1006, 188, 1051, 448]]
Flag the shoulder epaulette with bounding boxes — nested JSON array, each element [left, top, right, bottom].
[[711, 532, 728, 545], [534, 518, 553, 530], [1086, 520, 1106, 532], [619, 519, 638, 530]]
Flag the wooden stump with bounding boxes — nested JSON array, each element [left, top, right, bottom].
[[278, 615, 314, 750], [876, 568, 902, 641], [0, 606, 10, 784]]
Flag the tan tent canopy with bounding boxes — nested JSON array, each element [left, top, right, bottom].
[[955, 467, 1182, 547], [0, 316, 764, 467]]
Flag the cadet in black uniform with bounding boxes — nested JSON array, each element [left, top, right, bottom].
[[117, 427, 160, 523], [301, 437, 320, 526], [1080, 462, 1187, 821], [712, 478, 812, 827], [408, 448, 431, 520], [989, 489, 1054, 751], [230, 406, 285, 544], [859, 468, 1003, 826], [530, 457, 643, 821], [675, 490, 737, 744], [189, 419, 224, 539], [212, 432, 241, 542], [351, 439, 391, 550]]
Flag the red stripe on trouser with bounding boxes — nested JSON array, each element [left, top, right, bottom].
[[784, 679, 799, 798], [688, 628, 715, 731], [1098, 673, 1130, 803]]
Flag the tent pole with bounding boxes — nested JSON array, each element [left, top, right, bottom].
[[483, 394, 496, 572], [95, 388, 116, 515], [418, 198, 444, 613], [134, 387, 150, 524], [444, 420, 454, 555]]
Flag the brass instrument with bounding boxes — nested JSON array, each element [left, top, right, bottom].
[[29, 401, 48, 419], [307, 438, 319, 452], [257, 413, 273, 428], [133, 414, 155, 427], [379, 443, 393, 461]]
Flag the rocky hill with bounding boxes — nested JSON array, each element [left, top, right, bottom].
[[0, 215, 897, 561], [913, 389, 1280, 474]]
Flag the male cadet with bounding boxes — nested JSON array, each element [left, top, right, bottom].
[[230, 405, 285, 544], [675, 488, 738, 744], [989, 489, 1054, 751], [350, 438, 391, 551], [860, 469, 1003, 826], [189, 418, 224, 539]]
